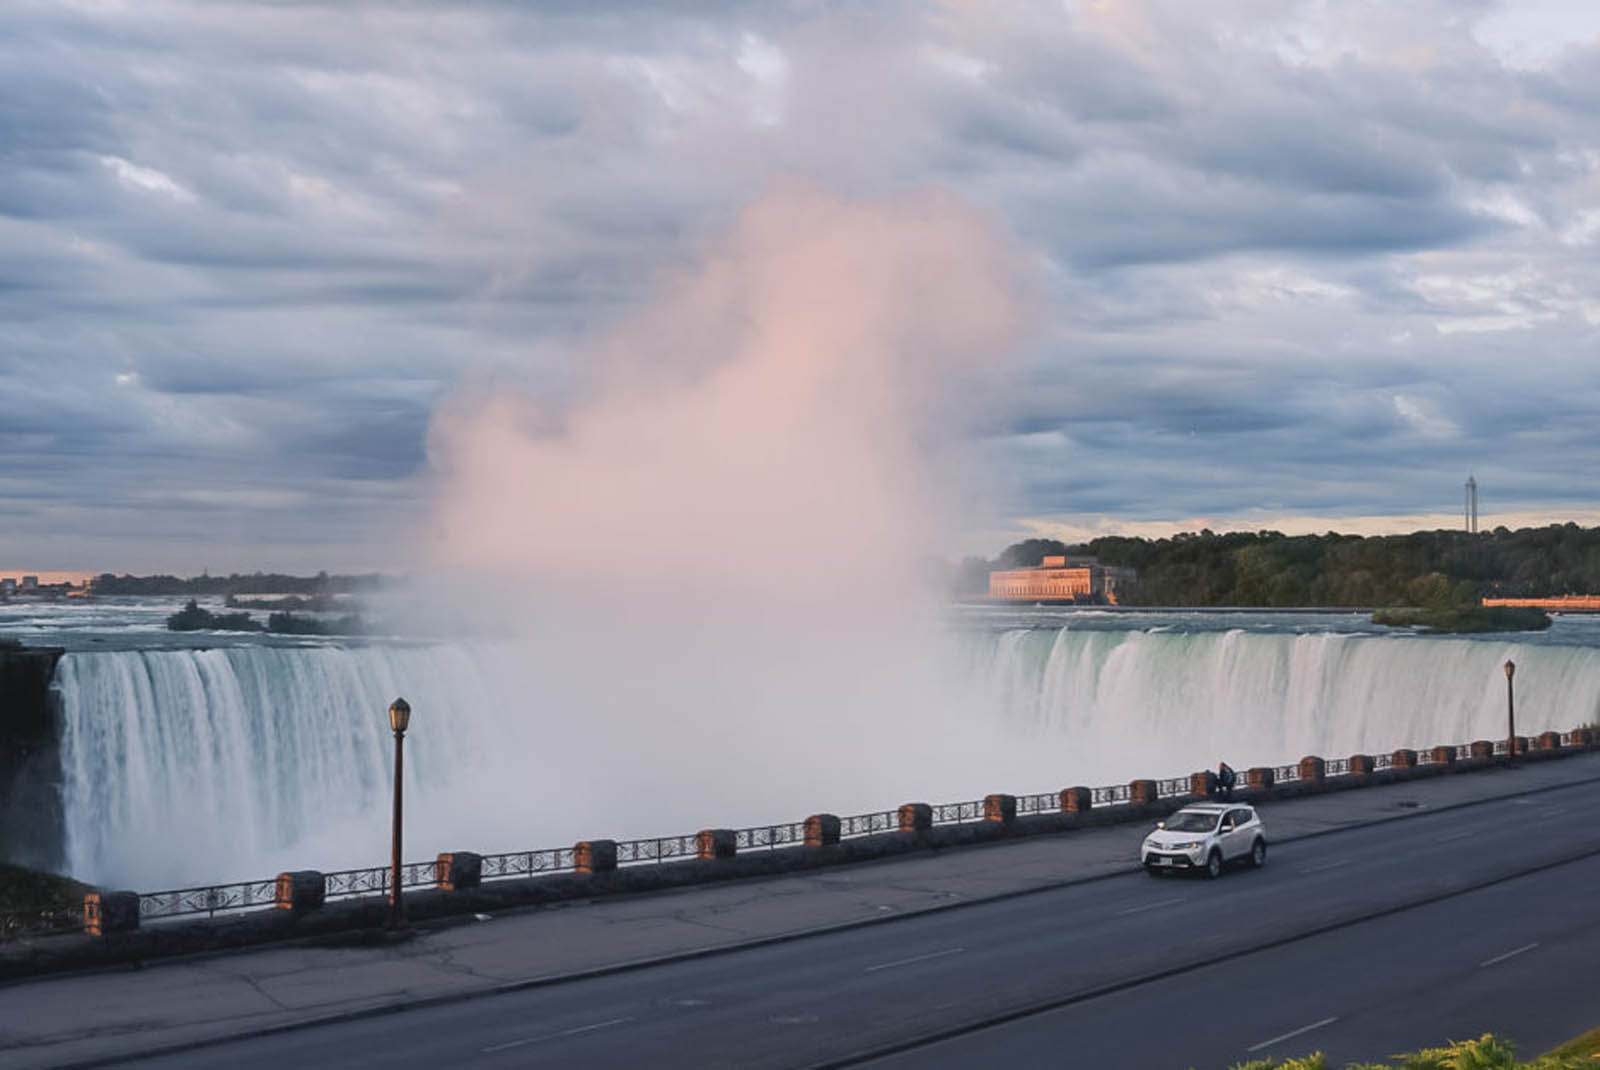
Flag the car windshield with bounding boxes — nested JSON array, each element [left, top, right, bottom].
[[1164, 812, 1220, 833]]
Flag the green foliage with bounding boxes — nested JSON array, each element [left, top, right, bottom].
[[1371, 606, 1551, 634], [165, 599, 262, 632], [980, 524, 1600, 607], [1234, 1034, 1588, 1070], [0, 862, 91, 919], [265, 612, 366, 636]]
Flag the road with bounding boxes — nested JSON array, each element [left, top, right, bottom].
[[107, 779, 1600, 1070]]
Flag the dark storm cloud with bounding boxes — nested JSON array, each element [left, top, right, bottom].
[[2, 0, 1599, 568]]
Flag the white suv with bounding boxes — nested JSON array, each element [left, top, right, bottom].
[[1141, 803, 1267, 879]]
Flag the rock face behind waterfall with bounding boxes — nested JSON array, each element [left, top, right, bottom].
[[0, 644, 64, 873]]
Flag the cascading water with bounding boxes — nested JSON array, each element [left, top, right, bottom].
[[968, 624, 1600, 782], [49, 619, 1600, 890], [54, 644, 499, 889]]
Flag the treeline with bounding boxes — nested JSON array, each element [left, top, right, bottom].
[[166, 600, 366, 636], [94, 571, 386, 596], [968, 524, 1600, 607]]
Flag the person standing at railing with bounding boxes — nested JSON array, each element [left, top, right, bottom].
[[1214, 761, 1236, 801]]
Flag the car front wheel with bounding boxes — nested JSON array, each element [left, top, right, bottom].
[[1250, 839, 1266, 868], [1205, 849, 1222, 879]]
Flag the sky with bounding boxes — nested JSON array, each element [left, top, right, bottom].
[[3, 0, 1600, 572]]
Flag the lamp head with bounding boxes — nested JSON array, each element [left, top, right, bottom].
[[389, 697, 412, 734], [1504, 660, 1516, 679]]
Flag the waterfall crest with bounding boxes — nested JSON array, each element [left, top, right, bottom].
[[52, 626, 1600, 888]]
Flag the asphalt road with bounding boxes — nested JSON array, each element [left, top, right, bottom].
[[112, 779, 1600, 1070]]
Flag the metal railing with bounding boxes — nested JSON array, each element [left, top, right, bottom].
[[6, 726, 1590, 940]]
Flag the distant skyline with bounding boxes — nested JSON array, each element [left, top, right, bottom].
[[4, 1, 1600, 572]]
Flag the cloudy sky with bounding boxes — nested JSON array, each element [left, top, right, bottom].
[[4, 0, 1600, 572]]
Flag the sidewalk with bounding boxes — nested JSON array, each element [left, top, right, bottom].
[[6, 754, 1599, 1070]]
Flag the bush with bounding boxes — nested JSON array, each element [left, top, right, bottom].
[[1233, 1034, 1587, 1069]]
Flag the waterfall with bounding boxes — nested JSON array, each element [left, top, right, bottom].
[[968, 626, 1600, 784], [50, 624, 1600, 890], [54, 644, 497, 889]]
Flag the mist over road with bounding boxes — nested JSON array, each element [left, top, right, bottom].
[[109, 776, 1600, 1070]]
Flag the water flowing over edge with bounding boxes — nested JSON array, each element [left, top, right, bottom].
[[52, 625, 1600, 888]]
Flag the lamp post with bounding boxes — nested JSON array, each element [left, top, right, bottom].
[[1503, 660, 1516, 765], [388, 697, 411, 929]]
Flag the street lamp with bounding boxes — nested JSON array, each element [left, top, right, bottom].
[[388, 697, 411, 929], [1503, 661, 1516, 764]]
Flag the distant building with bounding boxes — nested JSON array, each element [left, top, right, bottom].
[[20, 576, 37, 590], [1482, 595, 1600, 611], [0, 579, 13, 597], [988, 555, 1137, 604]]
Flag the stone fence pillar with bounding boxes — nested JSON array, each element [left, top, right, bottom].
[[84, 890, 139, 935], [696, 829, 736, 860], [274, 871, 325, 913], [1348, 753, 1374, 776], [804, 814, 841, 847], [575, 840, 618, 873], [1129, 779, 1158, 805], [1298, 756, 1325, 782], [1571, 727, 1595, 748], [436, 852, 482, 890], [984, 794, 1017, 824], [1538, 731, 1562, 751], [1429, 746, 1456, 767], [1245, 767, 1274, 790], [1190, 770, 1215, 798], [1513, 735, 1530, 756], [1059, 787, 1092, 813], [1470, 740, 1495, 760], [898, 803, 933, 833], [1391, 748, 1418, 770]]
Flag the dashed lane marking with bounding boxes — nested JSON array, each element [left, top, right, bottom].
[[481, 1016, 635, 1054], [1115, 897, 1184, 916], [1247, 1016, 1339, 1053], [1480, 942, 1539, 968], [864, 947, 966, 973]]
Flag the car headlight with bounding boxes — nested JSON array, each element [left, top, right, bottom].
[[1173, 840, 1202, 850]]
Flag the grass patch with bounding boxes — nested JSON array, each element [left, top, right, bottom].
[[1544, 1025, 1600, 1062], [0, 862, 91, 919]]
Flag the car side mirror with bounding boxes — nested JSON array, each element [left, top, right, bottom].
[[1220, 823, 1233, 832]]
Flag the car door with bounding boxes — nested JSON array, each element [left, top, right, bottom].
[[1223, 808, 1251, 859]]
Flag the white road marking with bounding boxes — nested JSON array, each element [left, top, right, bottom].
[[864, 947, 966, 973], [481, 1016, 635, 1054], [1539, 807, 1568, 818], [1298, 859, 1346, 875], [1247, 1016, 1339, 1053], [1480, 942, 1539, 968], [1435, 831, 1475, 844], [1116, 896, 1183, 916]]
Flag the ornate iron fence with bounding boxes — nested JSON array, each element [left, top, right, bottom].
[[15, 725, 1589, 942], [931, 800, 985, 825], [615, 836, 699, 865], [138, 879, 278, 922], [0, 906, 83, 939], [838, 810, 898, 838], [1017, 791, 1059, 816], [480, 848, 573, 881], [735, 823, 807, 850]]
